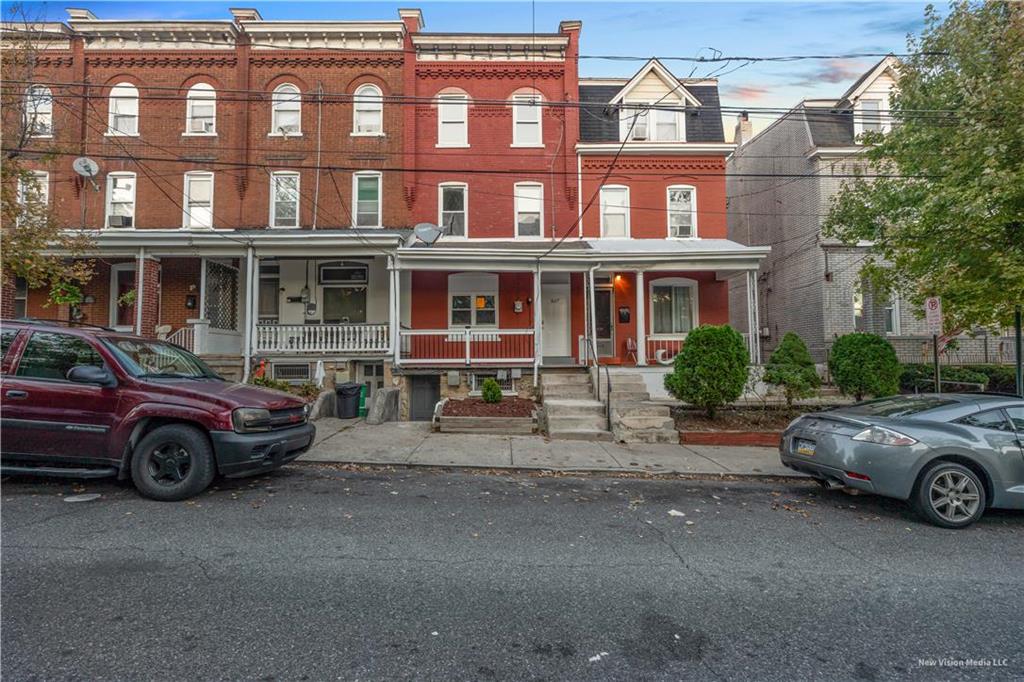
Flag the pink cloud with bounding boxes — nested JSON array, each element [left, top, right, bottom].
[[721, 84, 770, 101]]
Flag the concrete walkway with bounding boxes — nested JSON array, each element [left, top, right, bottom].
[[302, 418, 803, 478]]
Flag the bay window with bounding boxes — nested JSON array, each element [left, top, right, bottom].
[[650, 278, 697, 335]]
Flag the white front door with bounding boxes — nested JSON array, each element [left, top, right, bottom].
[[542, 282, 571, 357]]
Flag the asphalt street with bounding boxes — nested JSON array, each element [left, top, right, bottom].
[[2, 465, 1022, 681]]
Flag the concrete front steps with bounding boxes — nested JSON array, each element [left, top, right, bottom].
[[609, 373, 678, 444], [202, 354, 244, 382], [541, 372, 613, 442]]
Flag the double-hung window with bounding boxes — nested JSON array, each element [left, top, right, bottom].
[[107, 83, 139, 136], [17, 171, 49, 207], [884, 296, 900, 335], [271, 84, 301, 135], [653, 107, 679, 140], [353, 84, 383, 135], [185, 83, 216, 135], [651, 278, 697, 335], [512, 94, 542, 146], [25, 85, 53, 136], [353, 172, 382, 228], [105, 172, 136, 229], [183, 172, 214, 228], [514, 183, 543, 238], [451, 294, 496, 327], [439, 183, 467, 237], [860, 99, 882, 133], [667, 185, 696, 238], [437, 94, 468, 147], [600, 186, 629, 238], [270, 172, 300, 228], [320, 262, 368, 324]]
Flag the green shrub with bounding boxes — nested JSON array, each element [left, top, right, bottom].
[[899, 364, 988, 393], [480, 377, 503, 403], [253, 374, 292, 393], [828, 333, 900, 400], [664, 324, 749, 418], [763, 332, 821, 407], [969, 364, 1018, 393]]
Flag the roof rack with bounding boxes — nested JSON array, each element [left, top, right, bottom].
[[2, 318, 117, 332]]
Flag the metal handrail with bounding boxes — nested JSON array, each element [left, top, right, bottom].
[[580, 335, 612, 432]]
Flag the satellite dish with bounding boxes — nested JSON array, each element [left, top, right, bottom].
[[72, 157, 100, 177], [411, 222, 443, 246]]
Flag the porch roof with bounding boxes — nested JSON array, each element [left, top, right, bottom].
[[395, 238, 769, 272]]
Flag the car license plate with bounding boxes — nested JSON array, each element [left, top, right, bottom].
[[794, 438, 816, 457]]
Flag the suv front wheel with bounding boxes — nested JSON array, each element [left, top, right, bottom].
[[131, 424, 216, 501]]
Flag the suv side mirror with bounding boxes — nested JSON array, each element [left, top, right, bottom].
[[67, 365, 115, 387]]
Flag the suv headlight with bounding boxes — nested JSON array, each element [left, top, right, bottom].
[[232, 407, 272, 433], [851, 425, 917, 446]]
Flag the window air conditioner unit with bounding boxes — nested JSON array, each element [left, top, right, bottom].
[[108, 215, 133, 229], [190, 119, 214, 133]]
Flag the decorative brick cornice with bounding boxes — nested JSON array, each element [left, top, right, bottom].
[[582, 158, 725, 173], [34, 55, 75, 68], [250, 54, 402, 69], [85, 53, 237, 69], [416, 65, 564, 80]]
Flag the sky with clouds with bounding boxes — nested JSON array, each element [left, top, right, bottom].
[[17, 0, 936, 140]]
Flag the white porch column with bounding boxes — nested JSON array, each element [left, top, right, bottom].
[[533, 267, 542, 383], [134, 247, 145, 335], [198, 257, 207, 320], [391, 262, 401, 367], [746, 270, 762, 364], [241, 247, 255, 382], [250, 254, 261, 358], [635, 270, 646, 366], [588, 266, 598, 365]]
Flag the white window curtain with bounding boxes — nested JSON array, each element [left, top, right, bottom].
[[512, 94, 541, 145], [186, 83, 216, 134], [108, 83, 139, 135], [600, 186, 629, 237], [437, 94, 468, 146], [271, 172, 300, 228], [353, 84, 383, 134], [515, 183, 542, 237], [184, 173, 214, 228], [651, 282, 695, 335], [272, 84, 301, 134], [106, 173, 136, 228], [25, 85, 53, 136]]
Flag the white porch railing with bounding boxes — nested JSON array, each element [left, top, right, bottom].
[[166, 326, 196, 353], [255, 323, 390, 354], [399, 328, 534, 365]]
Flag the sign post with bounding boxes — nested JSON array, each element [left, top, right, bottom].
[[925, 297, 943, 393]]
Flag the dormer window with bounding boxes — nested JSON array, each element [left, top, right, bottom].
[[621, 104, 684, 142], [860, 99, 882, 132]]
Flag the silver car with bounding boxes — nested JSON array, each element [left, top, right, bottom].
[[781, 394, 1024, 528]]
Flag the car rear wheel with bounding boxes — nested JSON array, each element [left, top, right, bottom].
[[914, 462, 986, 529], [131, 424, 215, 502]]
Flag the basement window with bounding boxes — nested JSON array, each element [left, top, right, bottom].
[[470, 371, 516, 395], [272, 363, 311, 383]]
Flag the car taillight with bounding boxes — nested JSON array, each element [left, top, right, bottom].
[[851, 425, 917, 446]]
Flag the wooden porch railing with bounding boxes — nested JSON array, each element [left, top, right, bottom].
[[399, 328, 534, 365], [255, 323, 390, 354]]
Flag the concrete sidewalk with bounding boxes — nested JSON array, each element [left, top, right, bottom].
[[302, 418, 803, 478]]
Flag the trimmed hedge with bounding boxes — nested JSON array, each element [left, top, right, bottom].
[[900, 363, 1019, 393], [763, 332, 820, 407], [829, 333, 901, 401], [664, 324, 749, 418], [480, 377, 503, 403]]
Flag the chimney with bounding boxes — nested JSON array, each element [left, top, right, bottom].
[[229, 8, 263, 24], [66, 8, 97, 21], [398, 8, 424, 33], [733, 111, 753, 146]]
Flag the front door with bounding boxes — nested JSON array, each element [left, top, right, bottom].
[[110, 264, 136, 331], [541, 282, 571, 358], [595, 289, 614, 357]]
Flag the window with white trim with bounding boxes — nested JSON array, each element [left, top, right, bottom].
[[514, 183, 543, 238], [860, 99, 882, 133], [650, 278, 697, 335], [667, 185, 696, 238], [620, 103, 684, 142], [271, 84, 301, 135], [107, 83, 139, 136], [437, 93, 468, 146], [25, 85, 53, 136], [185, 83, 216, 135], [105, 172, 136, 229], [353, 84, 383, 135], [884, 296, 900, 335], [439, 183, 467, 237], [599, 186, 629, 238], [321, 261, 368, 324], [183, 172, 214, 228], [512, 94, 541, 146], [353, 172, 382, 228], [270, 172, 300, 228], [448, 273, 498, 328], [653, 107, 679, 140], [16, 171, 48, 227]]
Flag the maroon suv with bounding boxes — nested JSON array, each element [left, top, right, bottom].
[[0, 320, 315, 501]]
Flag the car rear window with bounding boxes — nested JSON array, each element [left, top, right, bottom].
[[844, 396, 959, 418]]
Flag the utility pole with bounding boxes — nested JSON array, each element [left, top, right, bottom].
[[1015, 305, 1022, 397]]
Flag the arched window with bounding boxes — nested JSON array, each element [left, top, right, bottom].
[[185, 83, 216, 135], [271, 84, 301, 135], [511, 92, 542, 146], [352, 84, 383, 135], [107, 83, 139, 136], [436, 91, 469, 147], [25, 85, 53, 136]]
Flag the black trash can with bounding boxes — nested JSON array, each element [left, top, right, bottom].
[[335, 382, 363, 419]]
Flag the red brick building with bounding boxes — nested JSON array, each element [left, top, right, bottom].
[[3, 7, 768, 424]]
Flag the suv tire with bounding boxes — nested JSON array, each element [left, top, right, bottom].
[[913, 462, 986, 529], [131, 424, 216, 501]]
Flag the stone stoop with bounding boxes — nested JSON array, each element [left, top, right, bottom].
[[202, 354, 245, 382], [608, 373, 678, 444], [541, 371, 613, 442]]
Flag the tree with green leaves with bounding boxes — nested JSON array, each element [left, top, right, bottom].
[[829, 333, 902, 401], [763, 332, 821, 407], [823, 1, 1023, 331], [664, 324, 749, 418]]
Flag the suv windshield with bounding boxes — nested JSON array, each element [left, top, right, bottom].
[[102, 337, 221, 379]]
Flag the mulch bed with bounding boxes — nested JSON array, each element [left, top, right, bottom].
[[442, 397, 536, 418], [673, 407, 807, 432]]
